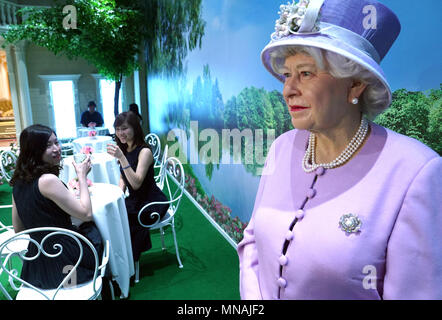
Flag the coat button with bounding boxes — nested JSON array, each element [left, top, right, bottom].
[[277, 277, 287, 288], [285, 230, 294, 241], [295, 209, 305, 219], [316, 166, 325, 176], [307, 188, 316, 199], [278, 255, 288, 266]]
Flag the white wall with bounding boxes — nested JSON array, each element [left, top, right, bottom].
[[25, 43, 134, 129]]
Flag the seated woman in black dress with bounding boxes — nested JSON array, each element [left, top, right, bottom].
[[106, 111, 169, 262], [10, 124, 103, 289]]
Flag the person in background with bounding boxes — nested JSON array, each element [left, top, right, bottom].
[[80, 101, 104, 127], [129, 103, 143, 124], [10, 124, 103, 290], [106, 111, 169, 264], [238, 0, 441, 300]]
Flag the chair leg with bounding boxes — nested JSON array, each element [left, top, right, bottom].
[[108, 279, 115, 300], [160, 227, 166, 250], [135, 260, 140, 283], [0, 282, 13, 300], [171, 222, 183, 268]]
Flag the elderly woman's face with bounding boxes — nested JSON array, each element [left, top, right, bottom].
[[282, 53, 353, 133]]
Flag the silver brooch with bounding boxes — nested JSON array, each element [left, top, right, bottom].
[[339, 214, 362, 234]]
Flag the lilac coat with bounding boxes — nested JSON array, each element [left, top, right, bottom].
[[237, 123, 442, 299]]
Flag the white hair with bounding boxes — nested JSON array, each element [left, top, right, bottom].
[[269, 46, 390, 119]]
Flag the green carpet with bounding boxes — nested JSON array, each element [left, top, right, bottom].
[[0, 181, 241, 300]]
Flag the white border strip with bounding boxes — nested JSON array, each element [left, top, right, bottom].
[[168, 172, 238, 249]]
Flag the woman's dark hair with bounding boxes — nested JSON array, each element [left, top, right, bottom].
[[88, 101, 96, 108], [10, 124, 62, 185], [113, 111, 147, 154]]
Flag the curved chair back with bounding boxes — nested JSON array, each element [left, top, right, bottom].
[[0, 150, 17, 183], [134, 157, 185, 276], [61, 139, 74, 158], [145, 133, 161, 165], [138, 156, 185, 229], [0, 227, 109, 300], [163, 156, 185, 217], [155, 144, 169, 190], [0, 221, 29, 260]]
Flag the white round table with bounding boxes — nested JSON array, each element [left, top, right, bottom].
[[60, 152, 120, 185], [72, 136, 113, 154], [76, 127, 110, 138], [70, 183, 134, 299]]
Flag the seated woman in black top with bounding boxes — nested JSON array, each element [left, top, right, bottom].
[[107, 111, 169, 262], [11, 124, 103, 289]]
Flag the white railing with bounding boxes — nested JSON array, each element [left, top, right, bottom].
[[0, 0, 22, 27]]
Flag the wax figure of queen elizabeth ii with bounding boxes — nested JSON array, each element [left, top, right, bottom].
[[237, 0, 442, 300]]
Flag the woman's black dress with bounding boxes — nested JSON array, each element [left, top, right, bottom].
[[121, 145, 169, 261], [12, 178, 103, 290]]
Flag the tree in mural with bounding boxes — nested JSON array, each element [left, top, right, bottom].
[[223, 86, 292, 176], [127, 0, 205, 125], [224, 86, 291, 135], [1, 0, 205, 117], [139, 0, 205, 77], [375, 86, 441, 155], [190, 65, 224, 130]]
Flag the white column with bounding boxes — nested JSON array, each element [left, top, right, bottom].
[[91, 73, 104, 115], [5, 41, 33, 136], [2, 40, 33, 137]]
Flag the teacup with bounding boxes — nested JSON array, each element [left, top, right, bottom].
[[73, 153, 87, 163]]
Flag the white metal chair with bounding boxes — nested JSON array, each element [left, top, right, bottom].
[[0, 150, 17, 183], [0, 222, 29, 272], [61, 140, 74, 158], [145, 133, 161, 166], [154, 144, 168, 190], [135, 157, 185, 283], [0, 227, 110, 300]]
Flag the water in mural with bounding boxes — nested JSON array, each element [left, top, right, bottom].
[[147, 0, 442, 243]]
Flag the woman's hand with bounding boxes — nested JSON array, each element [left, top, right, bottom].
[[107, 143, 124, 160], [72, 155, 92, 178]]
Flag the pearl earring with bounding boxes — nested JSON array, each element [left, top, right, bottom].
[[351, 98, 359, 105]]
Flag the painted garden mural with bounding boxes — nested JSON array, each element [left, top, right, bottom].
[[146, 0, 442, 244]]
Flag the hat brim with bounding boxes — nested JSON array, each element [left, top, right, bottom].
[[261, 34, 392, 107]]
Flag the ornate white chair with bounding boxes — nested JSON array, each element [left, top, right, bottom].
[[0, 227, 110, 300], [61, 140, 74, 158], [145, 133, 161, 166], [0, 222, 29, 273], [135, 157, 185, 283], [154, 144, 168, 190], [0, 150, 17, 183]]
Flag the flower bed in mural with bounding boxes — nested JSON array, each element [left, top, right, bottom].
[[185, 173, 247, 243]]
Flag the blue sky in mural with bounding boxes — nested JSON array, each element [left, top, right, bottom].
[[186, 0, 442, 101], [150, 0, 441, 134]]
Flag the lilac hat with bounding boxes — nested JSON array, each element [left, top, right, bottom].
[[261, 0, 401, 107]]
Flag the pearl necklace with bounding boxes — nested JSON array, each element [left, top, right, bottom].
[[302, 117, 369, 173]]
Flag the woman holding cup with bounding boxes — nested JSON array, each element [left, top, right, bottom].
[[106, 111, 169, 263], [10, 124, 102, 290]]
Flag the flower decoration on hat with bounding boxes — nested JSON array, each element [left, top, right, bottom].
[[88, 130, 97, 137], [271, 0, 321, 41]]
